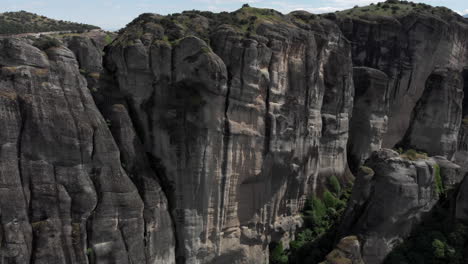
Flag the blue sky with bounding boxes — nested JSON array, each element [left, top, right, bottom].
[[0, 0, 467, 30]]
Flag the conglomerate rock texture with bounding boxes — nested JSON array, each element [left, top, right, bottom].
[[0, 3, 468, 264]]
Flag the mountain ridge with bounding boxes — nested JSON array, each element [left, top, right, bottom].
[[0, 10, 99, 35]]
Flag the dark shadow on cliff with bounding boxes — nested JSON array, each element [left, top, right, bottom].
[[462, 68, 468, 118], [383, 186, 468, 264]]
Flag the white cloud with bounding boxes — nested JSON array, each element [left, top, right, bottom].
[[462, 9, 468, 15]]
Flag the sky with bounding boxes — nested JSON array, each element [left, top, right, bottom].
[[0, 0, 467, 31]]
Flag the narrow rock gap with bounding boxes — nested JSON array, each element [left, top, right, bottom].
[[263, 41, 273, 157], [303, 40, 311, 137], [461, 68, 468, 118], [218, 55, 234, 249], [15, 95, 35, 262]]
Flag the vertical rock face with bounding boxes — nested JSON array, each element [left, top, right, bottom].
[[402, 69, 463, 157], [99, 10, 354, 263], [2, 4, 468, 264], [339, 149, 442, 264], [0, 37, 173, 264], [347, 67, 389, 172], [337, 13, 468, 149]]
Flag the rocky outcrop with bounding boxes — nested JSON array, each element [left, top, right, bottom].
[[347, 67, 389, 172], [402, 69, 463, 157], [337, 10, 468, 150], [320, 236, 364, 264], [98, 9, 354, 264], [339, 149, 462, 263], [63, 30, 114, 92], [0, 37, 173, 264]]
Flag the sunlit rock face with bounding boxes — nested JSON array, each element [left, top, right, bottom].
[[0, 37, 172, 264], [2, 4, 468, 264], [338, 149, 462, 264], [99, 10, 354, 263]]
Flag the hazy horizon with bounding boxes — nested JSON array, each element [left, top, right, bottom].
[[1, 0, 467, 31]]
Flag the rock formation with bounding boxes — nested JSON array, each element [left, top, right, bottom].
[[0, 37, 174, 263], [338, 149, 462, 263], [348, 67, 389, 172], [98, 9, 354, 263], [0, 2, 468, 264], [320, 236, 364, 264], [337, 9, 468, 150]]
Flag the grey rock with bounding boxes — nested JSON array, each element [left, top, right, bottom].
[[320, 236, 364, 264], [337, 13, 468, 149], [348, 67, 389, 172], [339, 149, 443, 264], [100, 13, 354, 263], [0, 37, 170, 264], [402, 69, 463, 157]]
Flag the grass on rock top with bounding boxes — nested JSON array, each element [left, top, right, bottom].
[[336, 0, 459, 20]]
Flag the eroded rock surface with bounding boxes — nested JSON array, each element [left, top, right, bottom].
[[320, 236, 364, 264], [0, 37, 173, 264], [98, 9, 354, 264], [402, 69, 463, 157], [337, 11, 468, 149], [339, 149, 463, 264], [348, 67, 389, 172], [1, 4, 468, 264]]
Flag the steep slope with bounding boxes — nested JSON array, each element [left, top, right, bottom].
[[0, 10, 99, 35]]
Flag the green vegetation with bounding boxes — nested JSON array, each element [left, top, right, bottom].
[[104, 34, 114, 45], [336, 0, 459, 20], [0, 10, 99, 34], [462, 116, 468, 126], [384, 190, 468, 264], [327, 175, 341, 195], [433, 164, 445, 196], [360, 165, 374, 175], [114, 4, 294, 47], [270, 179, 351, 264], [32, 35, 61, 50], [270, 242, 288, 264], [31, 220, 48, 229], [400, 149, 428, 160]]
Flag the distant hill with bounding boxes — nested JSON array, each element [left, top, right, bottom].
[[0, 10, 99, 35], [464, 14, 468, 18]]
